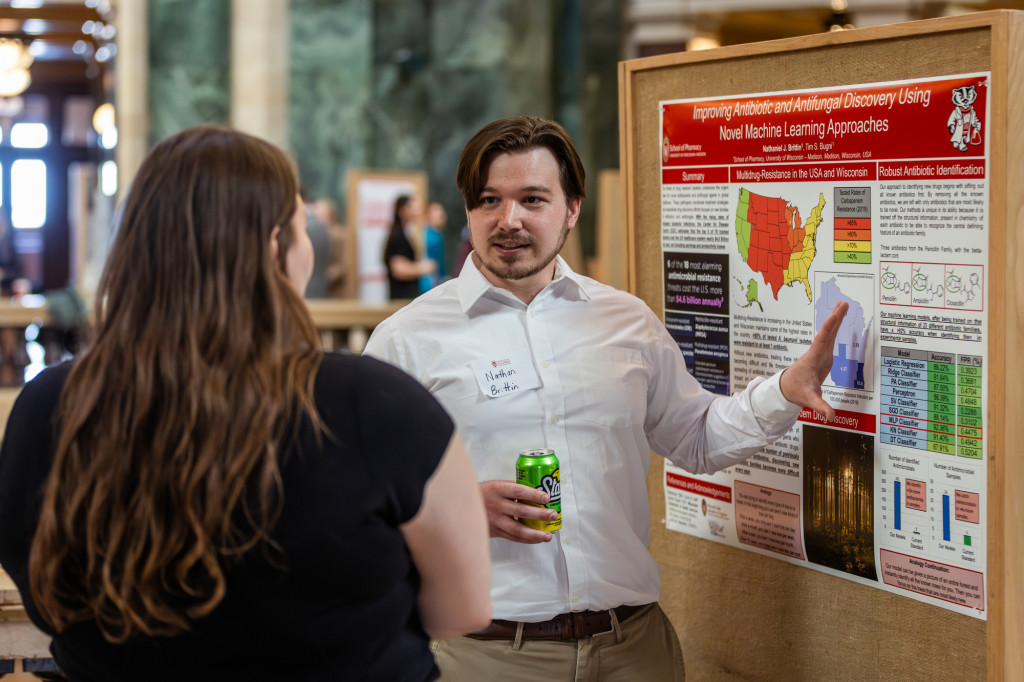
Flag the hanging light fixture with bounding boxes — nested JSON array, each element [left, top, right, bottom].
[[0, 38, 34, 98]]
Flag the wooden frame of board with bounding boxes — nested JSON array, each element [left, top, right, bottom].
[[619, 11, 1021, 681]]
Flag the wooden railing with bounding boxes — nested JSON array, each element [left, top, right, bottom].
[[0, 298, 406, 429]]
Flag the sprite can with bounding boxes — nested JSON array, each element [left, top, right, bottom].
[[515, 449, 561, 531]]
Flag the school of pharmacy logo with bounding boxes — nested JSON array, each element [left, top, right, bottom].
[[662, 135, 670, 164]]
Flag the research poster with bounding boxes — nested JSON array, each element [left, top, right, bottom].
[[352, 175, 419, 304], [659, 74, 989, 619]]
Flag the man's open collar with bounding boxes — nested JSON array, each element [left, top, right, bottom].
[[457, 253, 592, 313]]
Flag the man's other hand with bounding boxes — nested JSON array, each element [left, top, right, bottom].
[[479, 480, 556, 544]]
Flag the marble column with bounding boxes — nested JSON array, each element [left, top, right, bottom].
[[289, 0, 373, 204], [556, 0, 623, 260], [231, 0, 290, 151], [114, 0, 148, 192], [148, 0, 230, 146]]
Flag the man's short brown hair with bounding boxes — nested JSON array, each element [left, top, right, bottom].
[[456, 116, 587, 210]]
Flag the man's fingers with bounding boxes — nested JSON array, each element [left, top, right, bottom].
[[511, 501, 559, 521], [808, 396, 836, 422], [814, 302, 848, 347], [483, 480, 549, 505], [491, 518, 553, 544]]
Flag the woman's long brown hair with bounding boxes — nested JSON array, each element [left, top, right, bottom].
[[27, 125, 322, 643]]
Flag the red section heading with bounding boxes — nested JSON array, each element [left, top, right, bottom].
[[661, 166, 729, 184], [730, 162, 876, 183], [878, 159, 986, 180], [666, 472, 733, 503], [798, 408, 877, 434], [662, 75, 989, 167]]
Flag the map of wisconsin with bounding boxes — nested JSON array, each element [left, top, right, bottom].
[[735, 188, 825, 302]]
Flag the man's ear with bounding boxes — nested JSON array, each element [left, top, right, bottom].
[[269, 225, 281, 261], [566, 196, 582, 230]]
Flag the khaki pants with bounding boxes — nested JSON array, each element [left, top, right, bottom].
[[432, 603, 685, 682]]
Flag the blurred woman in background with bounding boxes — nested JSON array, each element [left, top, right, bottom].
[[384, 195, 436, 300]]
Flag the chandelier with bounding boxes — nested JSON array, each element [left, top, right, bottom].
[[0, 38, 34, 98]]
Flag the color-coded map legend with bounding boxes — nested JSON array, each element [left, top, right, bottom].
[[834, 187, 871, 264]]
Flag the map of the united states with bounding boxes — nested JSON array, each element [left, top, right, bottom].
[[735, 189, 825, 302]]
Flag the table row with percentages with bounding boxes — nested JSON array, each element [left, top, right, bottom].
[[879, 346, 982, 459]]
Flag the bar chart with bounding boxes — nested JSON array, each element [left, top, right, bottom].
[[879, 451, 983, 564]]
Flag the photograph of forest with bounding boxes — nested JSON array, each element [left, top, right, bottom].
[[802, 424, 878, 581]]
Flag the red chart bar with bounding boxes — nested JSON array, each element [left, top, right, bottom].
[[834, 228, 872, 241]]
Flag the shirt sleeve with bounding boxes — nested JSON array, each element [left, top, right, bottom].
[[643, 313, 801, 474], [363, 319, 407, 371], [351, 354, 454, 525]]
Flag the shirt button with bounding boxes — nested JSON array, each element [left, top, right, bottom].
[[542, 361, 549, 367], [571, 595, 581, 604], [565, 537, 575, 545], [549, 416, 558, 424], [530, 311, 537, 318]]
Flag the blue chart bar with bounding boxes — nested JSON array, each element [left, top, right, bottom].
[[894, 481, 902, 530], [942, 494, 951, 541]]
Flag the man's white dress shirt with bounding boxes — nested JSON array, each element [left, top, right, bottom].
[[364, 255, 801, 622]]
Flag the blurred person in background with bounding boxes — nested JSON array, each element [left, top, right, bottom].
[[419, 201, 448, 293], [384, 195, 436, 300], [300, 188, 331, 299], [311, 198, 348, 298]]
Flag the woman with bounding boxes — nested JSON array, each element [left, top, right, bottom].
[[0, 126, 490, 681], [384, 195, 436, 300]]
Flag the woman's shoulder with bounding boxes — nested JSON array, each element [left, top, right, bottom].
[[315, 351, 449, 429], [315, 351, 431, 401], [9, 362, 74, 421]]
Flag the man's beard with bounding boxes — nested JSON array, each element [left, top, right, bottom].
[[473, 212, 570, 282]]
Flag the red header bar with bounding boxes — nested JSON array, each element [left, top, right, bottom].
[[662, 167, 730, 184], [798, 408, 877, 434], [663, 75, 989, 167], [666, 472, 733, 503], [729, 162, 876, 183], [878, 159, 986, 180]]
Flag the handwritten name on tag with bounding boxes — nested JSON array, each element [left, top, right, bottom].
[[470, 349, 541, 398]]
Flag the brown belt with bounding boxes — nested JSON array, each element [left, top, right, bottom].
[[467, 603, 650, 641]]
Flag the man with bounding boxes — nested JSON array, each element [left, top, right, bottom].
[[299, 190, 331, 298], [364, 116, 847, 681]]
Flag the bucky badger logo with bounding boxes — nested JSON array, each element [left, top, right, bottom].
[[947, 85, 981, 152]]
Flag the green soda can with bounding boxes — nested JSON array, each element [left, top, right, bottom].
[[515, 449, 561, 531]]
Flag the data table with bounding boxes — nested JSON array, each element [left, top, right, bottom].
[[880, 346, 982, 458]]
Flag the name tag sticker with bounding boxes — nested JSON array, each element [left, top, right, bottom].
[[470, 349, 541, 398]]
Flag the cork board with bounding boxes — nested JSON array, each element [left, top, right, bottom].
[[619, 11, 1022, 681], [589, 169, 626, 290]]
